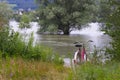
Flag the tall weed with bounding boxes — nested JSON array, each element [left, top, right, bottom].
[[74, 62, 120, 80], [0, 26, 63, 64], [0, 57, 71, 80]]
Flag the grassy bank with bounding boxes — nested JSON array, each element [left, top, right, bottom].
[[0, 57, 73, 80], [74, 61, 120, 80], [0, 27, 73, 80], [1, 57, 120, 80]]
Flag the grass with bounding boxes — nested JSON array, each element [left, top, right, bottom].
[[1, 57, 120, 80], [1, 56, 120, 80], [74, 61, 120, 80], [0, 57, 73, 80]]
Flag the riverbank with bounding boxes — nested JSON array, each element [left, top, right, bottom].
[[74, 61, 120, 80], [1, 57, 120, 80], [0, 57, 72, 80]]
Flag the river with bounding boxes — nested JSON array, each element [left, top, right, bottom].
[[9, 20, 112, 67], [9, 20, 111, 56]]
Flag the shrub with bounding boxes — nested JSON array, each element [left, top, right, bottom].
[[0, 26, 63, 64]]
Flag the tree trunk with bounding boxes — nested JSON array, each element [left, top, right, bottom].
[[63, 25, 70, 35], [64, 30, 70, 35]]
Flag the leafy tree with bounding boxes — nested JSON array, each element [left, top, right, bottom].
[[0, 1, 13, 28], [36, 0, 96, 35], [19, 14, 32, 29], [97, 0, 111, 23], [102, 0, 120, 61]]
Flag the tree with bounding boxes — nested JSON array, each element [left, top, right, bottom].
[[36, 0, 96, 35], [19, 14, 32, 29], [0, 1, 14, 56], [0, 1, 13, 28], [97, 0, 111, 23], [102, 0, 120, 61]]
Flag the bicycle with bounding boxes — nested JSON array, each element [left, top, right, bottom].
[[72, 40, 93, 65]]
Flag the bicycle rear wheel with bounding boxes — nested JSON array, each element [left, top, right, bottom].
[[72, 50, 81, 64]]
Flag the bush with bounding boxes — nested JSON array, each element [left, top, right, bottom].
[[0, 26, 63, 64]]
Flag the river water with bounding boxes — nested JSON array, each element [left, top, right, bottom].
[[9, 20, 111, 56], [9, 20, 111, 67]]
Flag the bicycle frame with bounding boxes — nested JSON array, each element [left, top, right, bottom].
[[72, 43, 87, 64], [73, 49, 81, 64]]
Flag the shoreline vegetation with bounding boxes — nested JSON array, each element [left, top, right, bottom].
[[0, 26, 120, 80], [1, 1, 120, 79], [0, 28, 73, 80], [0, 57, 72, 80], [1, 57, 120, 80]]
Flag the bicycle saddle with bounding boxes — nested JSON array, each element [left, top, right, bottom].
[[74, 42, 82, 47], [75, 44, 82, 47]]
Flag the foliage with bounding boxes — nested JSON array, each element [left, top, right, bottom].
[[13, 14, 21, 22], [87, 46, 106, 65], [19, 14, 32, 29], [14, 11, 36, 23], [1, 57, 120, 80], [0, 27, 63, 64], [29, 11, 40, 22], [36, 0, 97, 35], [101, 0, 120, 61], [74, 61, 120, 80], [0, 27, 23, 57], [0, 1, 13, 27], [0, 57, 71, 80], [98, 0, 111, 22]]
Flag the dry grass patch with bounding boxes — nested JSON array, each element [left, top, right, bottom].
[[0, 57, 72, 80]]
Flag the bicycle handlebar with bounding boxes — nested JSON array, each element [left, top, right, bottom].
[[74, 40, 93, 47], [74, 40, 93, 44]]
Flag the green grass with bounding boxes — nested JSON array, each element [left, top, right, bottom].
[[74, 61, 120, 80], [0, 57, 72, 80], [1, 58, 120, 80]]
